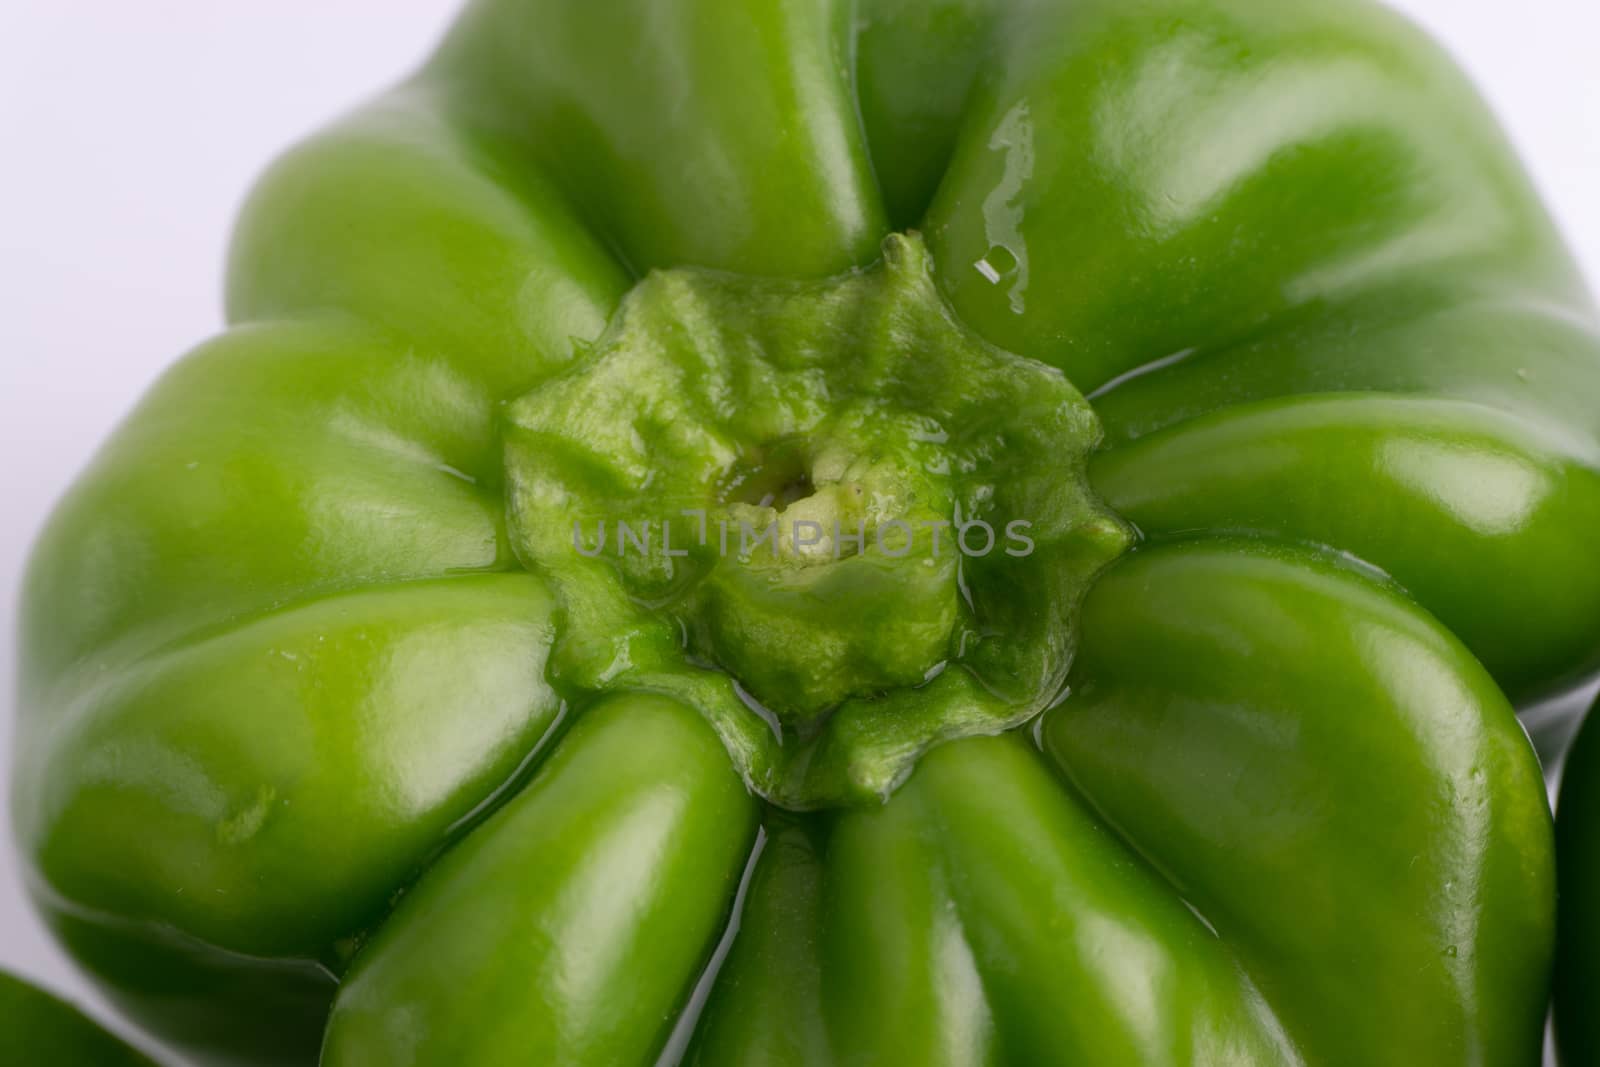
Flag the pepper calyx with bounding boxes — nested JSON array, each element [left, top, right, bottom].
[[505, 233, 1130, 807]]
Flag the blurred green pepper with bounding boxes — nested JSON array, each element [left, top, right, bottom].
[[0, 972, 157, 1066]]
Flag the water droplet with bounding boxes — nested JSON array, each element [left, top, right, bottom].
[[974, 244, 1020, 285], [981, 101, 1034, 315]]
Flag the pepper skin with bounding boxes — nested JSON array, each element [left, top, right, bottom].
[[12, 1, 1598, 1065], [0, 971, 157, 1066]]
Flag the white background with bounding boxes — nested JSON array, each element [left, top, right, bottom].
[[1, 1, 1598, 1059]]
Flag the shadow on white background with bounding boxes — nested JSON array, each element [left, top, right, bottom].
[[1, 1, 1596, 1061]]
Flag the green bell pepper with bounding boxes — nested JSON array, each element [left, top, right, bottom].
[[1557, 696, 1600, 1064], [0, 971, 157, 1066], [13, 0, 1598, 1064]]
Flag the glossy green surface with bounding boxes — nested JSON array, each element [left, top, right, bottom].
[[322, 694, 758, 1065], [0, 971, 158, 1066], [12, 0, 1597, 1063], [1050, 543, 1552, 1065]]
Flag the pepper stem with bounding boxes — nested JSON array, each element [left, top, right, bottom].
[[505, 233, 1130, 807]]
